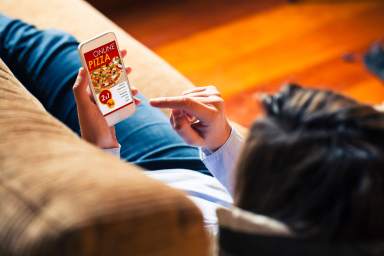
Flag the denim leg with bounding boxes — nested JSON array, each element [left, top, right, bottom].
[[0, 15, 81, 132], [0, 14, 209, 175]]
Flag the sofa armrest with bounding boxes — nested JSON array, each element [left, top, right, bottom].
[[1, 0, 247, 138], [0, 0, 194, 100], [0, 59, 209, 255]]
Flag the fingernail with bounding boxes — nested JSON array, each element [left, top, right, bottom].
[[75, 75, 82, 85], [149, 98, 160, 103]]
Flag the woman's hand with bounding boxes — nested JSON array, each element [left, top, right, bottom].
[[150, 86, 231, 151], [72, 50, 140, 149]]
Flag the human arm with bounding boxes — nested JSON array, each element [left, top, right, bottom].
[[149, 86, 232, 151], [72, 50, 140, 150], [150, 86, 244, 193]]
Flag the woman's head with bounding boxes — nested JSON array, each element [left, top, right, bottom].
[[234, 84, 384, 242]]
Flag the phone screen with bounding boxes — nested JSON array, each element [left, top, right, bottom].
[[83, 40, 133, 116]]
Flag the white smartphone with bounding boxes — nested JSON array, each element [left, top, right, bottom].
[[78, 32, 135, 126]]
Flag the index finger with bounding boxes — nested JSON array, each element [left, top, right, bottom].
[[120, 49, 127, 58], [150, 96, 217, 122]]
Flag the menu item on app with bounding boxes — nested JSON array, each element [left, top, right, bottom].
[[83, 40, 133, 115], [91, 56, 123, 94]]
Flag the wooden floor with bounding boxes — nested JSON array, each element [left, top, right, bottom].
[[98, 0, 384, 127]]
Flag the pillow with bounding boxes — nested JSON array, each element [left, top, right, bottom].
[[216, 207, 376, 256]]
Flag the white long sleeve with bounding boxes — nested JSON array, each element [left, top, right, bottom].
[[102, 128, 245, 232], [199, 128, 244, 195]]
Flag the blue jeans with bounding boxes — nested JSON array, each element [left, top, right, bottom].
[[0, 15, 210, 175]]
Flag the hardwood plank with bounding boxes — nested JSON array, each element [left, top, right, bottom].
[[225, 55, 384, 126], [155, 2, 384, 97], [106, 0, 286, 48], [96, 0, 384, 127]]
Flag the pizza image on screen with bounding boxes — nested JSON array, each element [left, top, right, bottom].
[[83, 39, 133, 116], [84, 41, 125, 94], [91, 56, 123, 94]]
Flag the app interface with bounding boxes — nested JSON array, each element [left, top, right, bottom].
[[84, 40, 132, 116]]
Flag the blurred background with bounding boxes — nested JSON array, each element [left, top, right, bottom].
[[87, 0, 384, 127]]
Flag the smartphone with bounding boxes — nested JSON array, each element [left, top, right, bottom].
[[78, 32, 135, 126]]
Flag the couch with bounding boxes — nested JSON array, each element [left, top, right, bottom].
[[0, 0, 236, 254]]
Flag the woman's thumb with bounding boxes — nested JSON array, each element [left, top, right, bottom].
[[73, 68, 91, 104]]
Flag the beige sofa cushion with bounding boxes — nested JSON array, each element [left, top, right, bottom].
[[0, 59, 209, 255], [0, 0, 194, 100]]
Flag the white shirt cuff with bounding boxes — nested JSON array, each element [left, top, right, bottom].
[[199, 127, 244, 195], [102, 144, 121, 158]]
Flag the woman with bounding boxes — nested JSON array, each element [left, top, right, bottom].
[[1, 14, 383, 253]]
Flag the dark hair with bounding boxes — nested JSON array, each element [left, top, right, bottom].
[[234, 84, 384, 242]]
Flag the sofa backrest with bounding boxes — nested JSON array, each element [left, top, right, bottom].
[[0, 58, 209, 255], [0, 0, 247, 136]]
